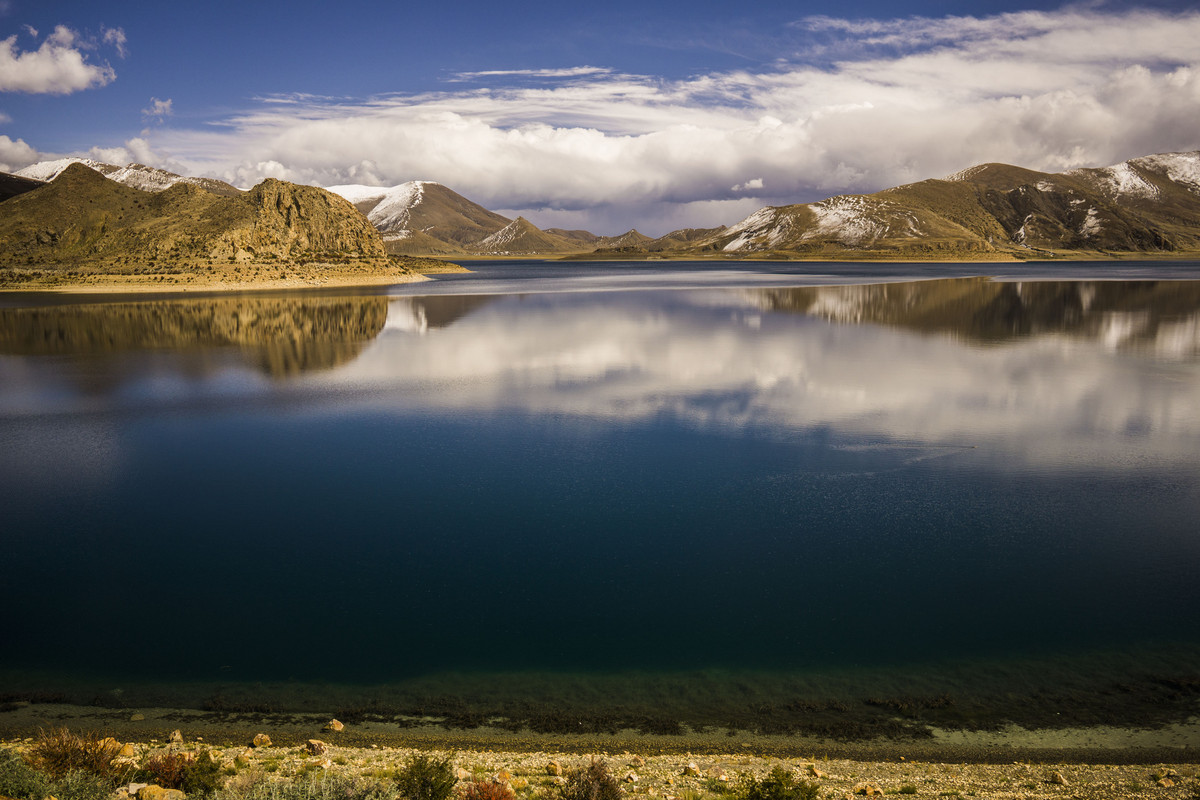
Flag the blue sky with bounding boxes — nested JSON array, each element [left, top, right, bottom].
[[3, 0, 1200, 234]]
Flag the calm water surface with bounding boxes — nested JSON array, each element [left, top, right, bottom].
[[2, 262, 1199, 729]]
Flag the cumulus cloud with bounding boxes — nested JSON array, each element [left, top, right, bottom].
[[0, 133, 40, 172], [0, 24, 123, 94], [135, 7, 1200, 234]]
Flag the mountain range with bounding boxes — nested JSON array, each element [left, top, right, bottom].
[[6, 150, 1200, 260]]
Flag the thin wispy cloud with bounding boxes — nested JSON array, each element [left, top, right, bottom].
[[451, 66, 614, 81], [0, 24, 125, 94], [30, 7, 1200, 234]]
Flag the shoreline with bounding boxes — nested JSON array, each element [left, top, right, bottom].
[[1, 709, 1197, 800], [1, 704, 1197, 766]]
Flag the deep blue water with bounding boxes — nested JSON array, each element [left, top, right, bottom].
[[2, 263, 1200, 726]]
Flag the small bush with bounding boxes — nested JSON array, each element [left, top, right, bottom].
[[460, 781, 514, 800], [898, 786, 918, 795], [395, 754, 457, 800], [142, 751, 223, 796], [559, 759, 623, 800], [216, 772, 392, 800], [734, 767, 819, 800], [25, 728, 124, 781]]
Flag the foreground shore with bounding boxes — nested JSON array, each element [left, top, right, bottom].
[[0, 258, 466, 294], [1, 705, 1196, 800]]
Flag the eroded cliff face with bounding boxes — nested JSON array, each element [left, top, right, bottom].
[[0, 165, 390, 269]]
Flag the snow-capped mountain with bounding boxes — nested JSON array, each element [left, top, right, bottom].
[[15, 158, 241, 197], [326, 181, 512, 253]]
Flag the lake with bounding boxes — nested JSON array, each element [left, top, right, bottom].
[[2, 260, 1199, 741]]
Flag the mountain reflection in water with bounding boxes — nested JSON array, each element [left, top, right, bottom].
[[0, 294, 390, 377]]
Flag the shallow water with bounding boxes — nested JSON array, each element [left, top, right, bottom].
[[2, 263, 1200, 734]]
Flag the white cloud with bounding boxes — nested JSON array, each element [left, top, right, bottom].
[[452, 66, 614, 81], [0, 25, 120, 94], [0, 133, 40, 172], [142, 96, 173, 121], [102, 26, 127, 59], [101, 7, 1200, 234]]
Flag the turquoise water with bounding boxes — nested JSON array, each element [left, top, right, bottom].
[[2, 263, 1200, 733]]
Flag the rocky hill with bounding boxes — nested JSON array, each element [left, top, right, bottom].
[[0, 163, 406, 288]]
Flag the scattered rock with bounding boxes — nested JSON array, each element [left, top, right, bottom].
[[127, 784, 149, 796], [306, 740, 327, 756], [709, 770, 728, 782], [130, 714, 145, 722], [683, 763, 703, 777], [118, 743, 137, 758], [455, 769, 472, 781], [852, 784, 883, 796], [551, 777, 566, 787], [494, 770, 512, 783], [251, 733, 272, 748], [630, 756, 645, 768], [169, 730, 183, 744], [138, 786, 186, 800], [314, 759, 333, 770], [323, 719, 345, 732], [1157, 778, 1176, 788], [546, 762, 563, 777], [806, 765, 828, 780], [624, 772, 638, 783], [235, 749, 253, 767], [1049, 771, 1068, 786], [511, 779, 529, 790]]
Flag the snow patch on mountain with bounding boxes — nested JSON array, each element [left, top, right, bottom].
[[326, 181, 435, 232], [475, 218, 528, 250], [1133, 151, 1200, 194], [1075, 162, 1159, 199], [15, 158, 115, 181], [721, 207, 792, 251], [802, 197, 892, 245], [1079, 208, 1102, 238], [944, 165, 987, 182]]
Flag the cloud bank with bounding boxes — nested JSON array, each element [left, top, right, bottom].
[[0, 25, 124, 95], [33, 7, 1200, 234]]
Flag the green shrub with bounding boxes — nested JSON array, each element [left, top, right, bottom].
[[0, 749, 50, 800], [395, 754, 457, 800], [0, 748, 112, 800], [559, 759, 623, 800], [734, 767, 819, 800]]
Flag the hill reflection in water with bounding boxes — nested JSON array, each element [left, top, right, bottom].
[[0, 294, 391, 377]]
